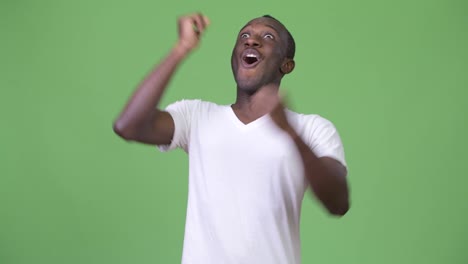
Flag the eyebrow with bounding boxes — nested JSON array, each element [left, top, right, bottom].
[[264, 24, 280, 34], [240, 23, 281, 36]]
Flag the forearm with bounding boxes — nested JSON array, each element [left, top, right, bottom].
[[114, 44, 189, 135], [286, 128, 349, 216]]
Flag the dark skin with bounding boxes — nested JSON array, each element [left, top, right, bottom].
[[113, 14, 350, 216]]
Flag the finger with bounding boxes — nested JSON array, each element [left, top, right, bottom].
[[194, 13, 210, 34], [191, 19, 200, 35], [179, 16, 194, 34], [191, 14, 205, 35], [197, 12, 207, 31], [203, 15, 210, 27]]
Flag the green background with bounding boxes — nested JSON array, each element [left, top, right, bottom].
[[1, 0, 467, 263]]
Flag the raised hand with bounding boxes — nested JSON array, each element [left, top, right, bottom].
[[176, 13, 210, 53], [114, 13, 209, 144], [269, 96, 294, 134]]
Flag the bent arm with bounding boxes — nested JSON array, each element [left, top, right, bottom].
[[288, 131, 350, 216], [113, 14, 209, 145], [113, 45, 189, 145], [269, 101, 350, 216]]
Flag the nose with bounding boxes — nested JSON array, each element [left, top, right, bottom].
[[244, 36, 261, 48]]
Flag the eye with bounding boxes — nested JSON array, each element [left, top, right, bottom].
[[241, 33, 250, 38], [264, 34, 274, 39]]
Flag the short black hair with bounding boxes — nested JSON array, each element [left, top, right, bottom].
[[262, 15, 296, 59]]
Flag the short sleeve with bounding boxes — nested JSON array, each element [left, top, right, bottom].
[[157, 99, 200, 153], [305, 115, 347, 168]]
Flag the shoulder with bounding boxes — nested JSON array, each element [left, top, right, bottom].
[[165, 99, 227, 121], [285, 109, 336, 133], [286, 109, 347, 167], [165, 99, 223, 112]]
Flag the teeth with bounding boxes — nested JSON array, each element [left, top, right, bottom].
[[246, 54, 257, 58]]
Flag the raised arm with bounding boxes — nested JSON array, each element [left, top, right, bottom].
[[113, 13, 210, 145]]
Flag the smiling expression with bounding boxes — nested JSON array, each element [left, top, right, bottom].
[[231, 17, 293, 93]]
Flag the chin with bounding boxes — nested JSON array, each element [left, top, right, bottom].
[[235, 77, 262, 94], [234, 70, 263, 91]]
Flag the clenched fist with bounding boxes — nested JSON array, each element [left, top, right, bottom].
[[176, 13, 210, 53]]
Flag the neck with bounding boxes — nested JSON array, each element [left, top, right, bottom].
[[231, 84, 280, 123]]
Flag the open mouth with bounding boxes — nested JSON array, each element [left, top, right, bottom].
[[241, 49, 261, 68], [243, 54, 258, 64]]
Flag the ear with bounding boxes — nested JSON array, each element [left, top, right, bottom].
[[280, 59, 295, 74]]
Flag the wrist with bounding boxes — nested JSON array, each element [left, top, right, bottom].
[[173, 42, 192, 58]]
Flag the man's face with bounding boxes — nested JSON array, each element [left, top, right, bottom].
[[231, 17, 290, 93]]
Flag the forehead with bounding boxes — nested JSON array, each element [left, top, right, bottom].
[[240, 17, 287, 35]]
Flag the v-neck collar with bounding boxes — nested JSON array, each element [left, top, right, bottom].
[[226, 105, 271, 130]]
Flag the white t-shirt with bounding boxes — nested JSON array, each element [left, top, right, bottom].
[[159, 99, 346, 264]]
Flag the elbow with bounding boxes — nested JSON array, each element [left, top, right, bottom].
[[113, 120, 137, 141], [315, 187, 350, 217], [326, 200, 350, 217]]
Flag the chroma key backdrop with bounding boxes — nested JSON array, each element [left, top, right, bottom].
[[1, 0, 467, 263]]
